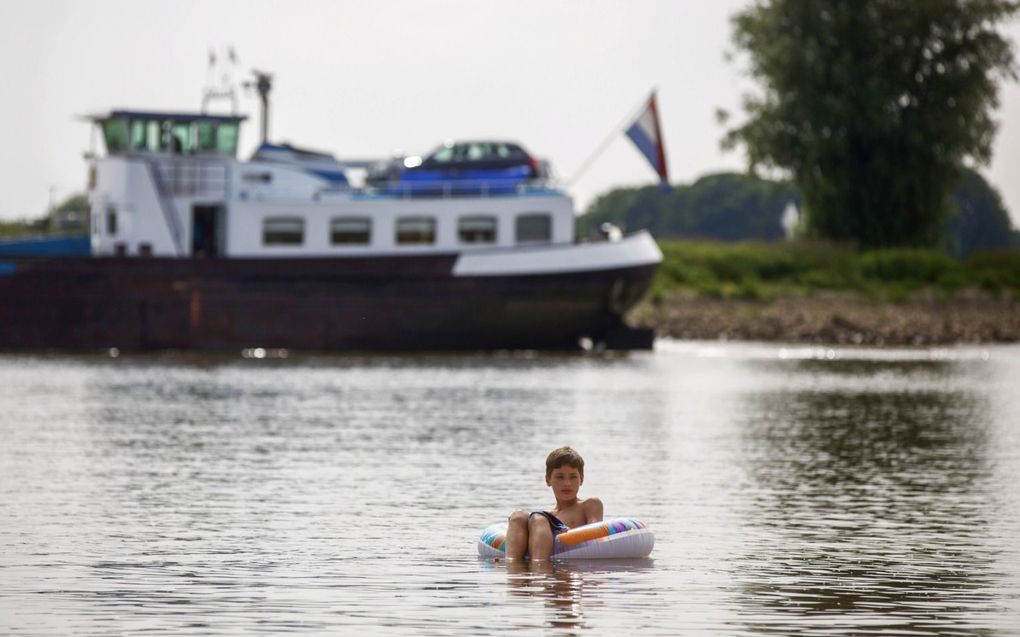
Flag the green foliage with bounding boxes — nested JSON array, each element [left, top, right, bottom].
[[654, 239, 1020, 300], [947, 169, 1015, 256], [579, 172, 798, 240], [0, 217, 50, 237], [725, 0, 1019, 248], [581, 168, 1014, 251], [55, 194, 89, 214], [856, 249, 956, 282], [0, 192, 90, 237], [965, 249, 1020, 289]]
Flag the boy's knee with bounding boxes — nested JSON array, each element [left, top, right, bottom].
[[528, 514, 552, 533], [508, 510, 529, 526]]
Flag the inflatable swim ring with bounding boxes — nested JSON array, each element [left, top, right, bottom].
[[477, 517, 654, 559]]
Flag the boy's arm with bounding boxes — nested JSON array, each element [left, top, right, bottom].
[[583, 497, 604, 524]]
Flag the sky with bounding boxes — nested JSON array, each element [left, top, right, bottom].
[[1, 0, 1019, 225]]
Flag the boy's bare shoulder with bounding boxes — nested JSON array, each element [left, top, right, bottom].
[[582, 497, 604, 522]]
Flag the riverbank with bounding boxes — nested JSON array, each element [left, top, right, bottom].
[[639, 239, 1020, 345], [635, 290, 1020, 345]]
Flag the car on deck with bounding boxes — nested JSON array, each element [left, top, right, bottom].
[[392, 141, 543, 195]]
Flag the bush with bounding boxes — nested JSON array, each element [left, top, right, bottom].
[[857, 249, 957, 283], [651, 239, 1019, 299]]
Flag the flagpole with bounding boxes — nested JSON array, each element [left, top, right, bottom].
[[565, 89, 657, 187]]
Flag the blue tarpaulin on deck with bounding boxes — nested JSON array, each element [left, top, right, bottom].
[[0, 235, 90, 256]]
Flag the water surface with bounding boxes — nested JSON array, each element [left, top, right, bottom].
[[1, 342, 1018, 635]]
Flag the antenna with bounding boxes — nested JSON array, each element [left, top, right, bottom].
[[201, 45, 241, 113], [243, 70, 273, 144]]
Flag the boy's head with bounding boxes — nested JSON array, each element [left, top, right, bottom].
[[545, 446, 584, 480]]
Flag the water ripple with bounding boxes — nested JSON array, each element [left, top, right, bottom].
[[1, 346, 1019, 634]]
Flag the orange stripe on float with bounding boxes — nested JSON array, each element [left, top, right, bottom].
[[557, 523, 609, 546]]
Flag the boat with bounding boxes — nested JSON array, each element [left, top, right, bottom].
[[0, 84, 661, 352]]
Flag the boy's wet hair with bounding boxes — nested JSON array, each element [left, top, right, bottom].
[[545, 446, 584, 479]]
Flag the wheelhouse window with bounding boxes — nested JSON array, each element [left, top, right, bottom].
[[130, 120, 147, 151], [170, 122, 191, 155], [396, 217, 436, 245], [331, 217, 372, 245], [196, 122, 217, 152], [263, 217, 304, 245], [515, 213, 551, 243], [101, 119, 128, 154], [458, 216, 497, 243], [217, 123, 240, 155]]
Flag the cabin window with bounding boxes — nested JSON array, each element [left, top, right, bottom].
[[263, 217, 304, 245], [148, 121, 165, 151], [217, 123, 240, 155], [458, 216, 497, 243], [127, 120, 167, 152], [170, 122, 190, 155], [196, 123, 217, 152], [130, 120, 147, 151], [331, 217, 372, 245], [396, 217, 436, 245], [106, 206, 118, 235], [101, 119, 128, 154], [516, 213, 552, 243]]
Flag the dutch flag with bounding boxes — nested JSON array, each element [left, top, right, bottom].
[[625, 92, 670, 192]]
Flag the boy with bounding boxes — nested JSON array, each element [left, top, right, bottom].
[[505, 446, 604, 561]]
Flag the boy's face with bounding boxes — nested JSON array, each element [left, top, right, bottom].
[[546, 464, 583, 502]]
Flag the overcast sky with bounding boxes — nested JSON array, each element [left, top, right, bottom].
[[1, 0, 1018, 225]]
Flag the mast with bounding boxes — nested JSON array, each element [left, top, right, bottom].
[[249, 70, 273, 144]]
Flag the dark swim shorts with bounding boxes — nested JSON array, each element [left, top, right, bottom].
[[529, 511, 569, 535]]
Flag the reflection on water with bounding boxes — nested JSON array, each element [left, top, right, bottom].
[[735, 369, 1005, 635], [0, 344, 1018, 635], [495, 559, 656, 634]]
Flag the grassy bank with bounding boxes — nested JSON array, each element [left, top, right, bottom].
[[651, 239, 1020, 302], [640, 240, 1020, 344]]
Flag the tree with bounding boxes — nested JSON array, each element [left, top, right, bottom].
[[946, 169, 1015, 256], [578, 173, 798, 240], [54, 193, 89, 214], [724, 0, 1018, 248]]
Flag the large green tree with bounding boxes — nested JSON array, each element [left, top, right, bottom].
[[724, 0, 1018, 248]]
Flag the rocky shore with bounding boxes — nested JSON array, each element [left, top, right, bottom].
[[637, 291, 1020, 345]]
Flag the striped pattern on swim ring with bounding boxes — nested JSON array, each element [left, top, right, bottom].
[[476, 517, 653, 559], [480, 527, 507, 553], [556, 517, 646, 546]]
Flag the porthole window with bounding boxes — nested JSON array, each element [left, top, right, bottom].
[[331, 217, 372, 245], [458, 215, 497, 243], [263, 217, 304, 245], [516, 213, 551, 243], [396, 217, 436, 245]]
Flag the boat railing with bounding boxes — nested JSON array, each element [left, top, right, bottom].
[[146, 156, 230, 198], [322, 178, 563, 200]]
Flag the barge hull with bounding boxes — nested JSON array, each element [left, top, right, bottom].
[[0, 255, 657, 351]]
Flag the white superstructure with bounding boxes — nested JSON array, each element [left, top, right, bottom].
[[87, 110, 576, 259]]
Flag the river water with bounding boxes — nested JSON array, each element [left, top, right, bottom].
[[1, 341, 1018, 635]]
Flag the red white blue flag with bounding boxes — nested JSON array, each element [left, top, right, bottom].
[[625, 93, 669, 191]]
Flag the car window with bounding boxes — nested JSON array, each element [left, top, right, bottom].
[[425, 142, 530, 166], [430, 146, 456, 164], [503, 144, 528, 160], [465, 144, 487, 161]]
